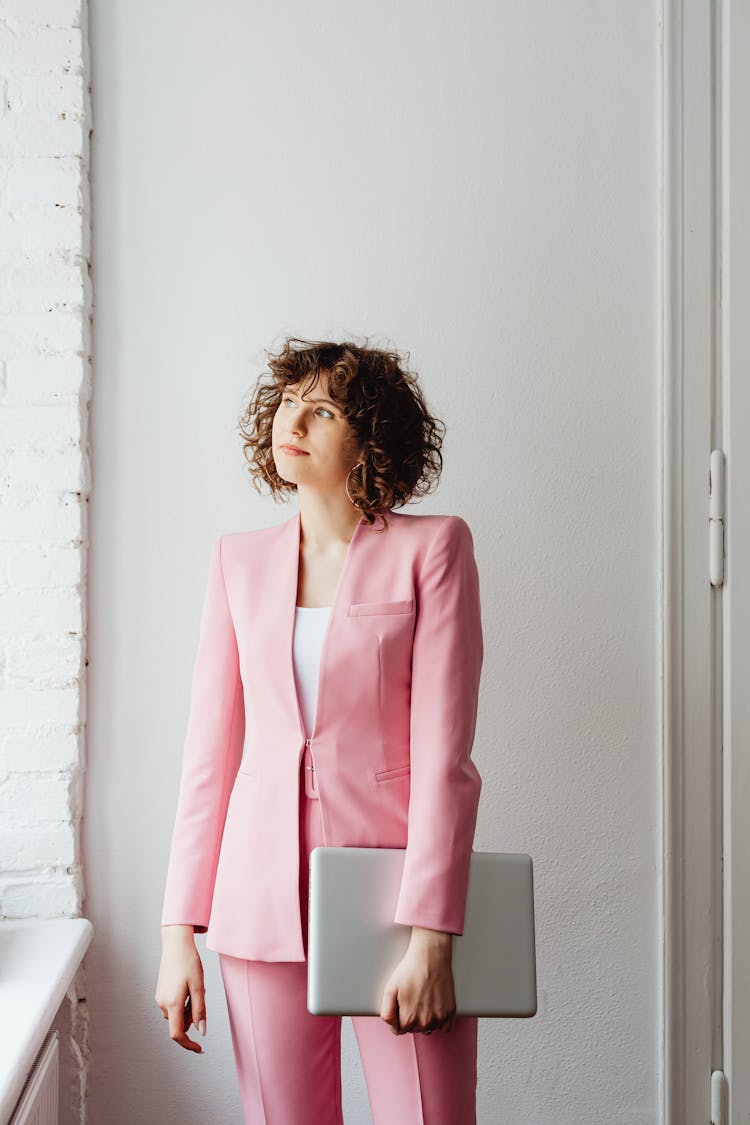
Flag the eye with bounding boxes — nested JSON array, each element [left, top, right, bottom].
[[282, 397, 334, 419]]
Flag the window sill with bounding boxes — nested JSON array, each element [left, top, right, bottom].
[[0, 917, 94, 1123]]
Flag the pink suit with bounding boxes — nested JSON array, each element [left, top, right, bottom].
[[160, 507, 484, 1122]]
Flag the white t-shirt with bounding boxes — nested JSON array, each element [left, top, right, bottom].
[[292, 605, 331, 738]]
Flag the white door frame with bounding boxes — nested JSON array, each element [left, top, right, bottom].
[[722, 0, 750, 1120], [661, 0, 717, 1121], [661, 0, 749, 1120]]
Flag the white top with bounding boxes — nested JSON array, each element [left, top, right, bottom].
[[292, 605, 332, 738]]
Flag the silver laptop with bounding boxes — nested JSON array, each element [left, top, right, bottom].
[[307, 847, 537, 1018]]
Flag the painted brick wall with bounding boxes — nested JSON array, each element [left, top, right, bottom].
[[0, 0, 92, 938]]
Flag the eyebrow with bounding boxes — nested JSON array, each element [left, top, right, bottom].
[[286, 389, 338, 408]]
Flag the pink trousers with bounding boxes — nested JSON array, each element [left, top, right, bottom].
[[217, 747, 478, 1125]]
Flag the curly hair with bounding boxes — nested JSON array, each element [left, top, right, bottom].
[[238, 337, 445, 529]]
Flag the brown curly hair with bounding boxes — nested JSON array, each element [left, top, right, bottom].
[[238, 337, 445, 529]]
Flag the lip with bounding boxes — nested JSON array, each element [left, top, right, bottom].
[[280, 444, 309, 455]]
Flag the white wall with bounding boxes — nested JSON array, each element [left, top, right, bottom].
[[0, 0, 91, 917], [0, 2, 92, 1120], [87, 1, 659, 1122]]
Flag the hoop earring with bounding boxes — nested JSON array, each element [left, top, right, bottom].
[[345, 463, 362, 508]]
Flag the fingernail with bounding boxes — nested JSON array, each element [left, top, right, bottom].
[[199, 1019, 206, 1036]]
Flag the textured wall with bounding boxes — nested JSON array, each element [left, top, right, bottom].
[[86, 1, 659, 1123], [0, 1, 93, 1121]]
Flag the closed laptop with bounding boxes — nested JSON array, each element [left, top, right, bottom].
[[307, 847, 537, 1018]]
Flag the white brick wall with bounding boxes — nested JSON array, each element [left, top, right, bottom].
[[0, 0, 92, 931]]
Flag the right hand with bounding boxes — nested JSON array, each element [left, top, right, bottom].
[[155, 925, 206, 1053]]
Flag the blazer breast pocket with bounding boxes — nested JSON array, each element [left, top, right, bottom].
[[348, 598, 414, 617]]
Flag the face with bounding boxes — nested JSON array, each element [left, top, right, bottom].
[[271, 371, 363, 495]]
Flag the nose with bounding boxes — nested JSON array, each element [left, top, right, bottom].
[[289, 409, 311, 434]]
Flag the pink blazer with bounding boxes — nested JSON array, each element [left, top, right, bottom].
[[160, 507, 484, 962]]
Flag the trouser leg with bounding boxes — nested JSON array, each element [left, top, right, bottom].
[[351, 1010, 478, 1125], [218, 952, 343, 1125], [216, 751, 343, 1125]]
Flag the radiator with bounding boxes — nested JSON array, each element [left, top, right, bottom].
[[9, 1030, 59, 1125]]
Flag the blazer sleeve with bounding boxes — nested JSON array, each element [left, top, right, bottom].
[[160, 534, 245, 933], [392, 515, 484, 935]]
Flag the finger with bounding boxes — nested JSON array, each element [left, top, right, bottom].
[[190, 984, 207, 1035], [176, 1030, 204, 1052], [171, 1022, 204, 1053], [167, 1001, 203, 1052], [379, 988, 399, 1034], [167, 992, 187, 1040], [393, 999, 409, 1035], [414, 1005, 437, 1035]]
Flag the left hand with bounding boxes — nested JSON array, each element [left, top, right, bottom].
[[380, 927, 457, 1035]]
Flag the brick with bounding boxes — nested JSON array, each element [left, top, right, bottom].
[[0, 403, 83, 448], [0, 116, 84, 157], [0, 821, 76, 870], [5, 450, 87, 490], [0, 589, 83, 633], [4, 354, 88, 402], [0, 1, 83, 27], [0, 686, 81, 726], [0, 208, 86, 253], [5, 635, 83, 684], [0, 502, 86, 543], [1, 876, 80, 917], [0, 731, 80, 773], [0, 312, 87, 356], [0, 262, 85, 316], [6, 73, 85, 117], [6, 156, 83, 208], [0, 26, 84, 76], [1, 769, 74, 821]]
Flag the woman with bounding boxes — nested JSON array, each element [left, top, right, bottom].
[[155, 338, 484, 1124]]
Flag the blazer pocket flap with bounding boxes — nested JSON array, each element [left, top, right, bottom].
[[375, 762, 411, 782], [348, 598, 414, 617]]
